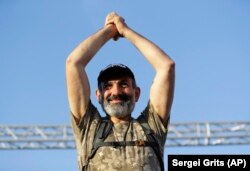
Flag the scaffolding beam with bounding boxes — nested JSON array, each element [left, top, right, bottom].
[[0, 121, 250, 150]]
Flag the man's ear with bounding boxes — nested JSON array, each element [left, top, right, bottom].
[[96, 89, 102, 104], [135, 87, 141, 102]]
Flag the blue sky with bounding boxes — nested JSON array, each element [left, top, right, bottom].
[[1, 0, 250, 170]]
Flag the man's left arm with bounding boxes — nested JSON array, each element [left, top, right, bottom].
[[127, 30, 175, 127], [105, 13, 175, 126]]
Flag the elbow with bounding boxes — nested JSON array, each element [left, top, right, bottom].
[[65, 55, 80, 73], [66, 54, 81, 68], [157, 59, 175, 76], [169, 61, 175, 74], [161, 60, 175, 79], [66, 52, 77, 65], [66, 55, 74, 66], [66, 56, 75, 71], [165, 60, 175, 74], [168, 60, 175, 69]]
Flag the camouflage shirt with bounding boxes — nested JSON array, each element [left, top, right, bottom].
[[71, 101, 169, 171]]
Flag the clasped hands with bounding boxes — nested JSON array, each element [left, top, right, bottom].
[[104, 12, 129, 41]]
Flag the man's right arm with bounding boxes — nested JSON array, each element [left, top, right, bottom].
[[66, 24, 117, 123]]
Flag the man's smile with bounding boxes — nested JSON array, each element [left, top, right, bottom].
[[107, 94, 129, 103], [109, 99, 124, 104]]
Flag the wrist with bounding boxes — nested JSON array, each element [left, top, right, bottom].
[[104, 24, 118, 39], [122, 27, 132, 38]]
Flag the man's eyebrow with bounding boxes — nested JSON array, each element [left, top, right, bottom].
[[105, 78, 130, 82], [119, 79, 128, 82]]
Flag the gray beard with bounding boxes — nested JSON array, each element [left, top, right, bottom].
[[102, 99, 135, 118]]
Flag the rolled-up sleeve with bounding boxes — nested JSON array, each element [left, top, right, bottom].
[[70, 101, 101, 163], [140, 101, 170, 147]]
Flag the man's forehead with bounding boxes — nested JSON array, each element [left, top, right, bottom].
[[103, 76, 132, 83]]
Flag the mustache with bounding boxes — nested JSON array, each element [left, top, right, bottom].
[[107, 94, 130, 102]]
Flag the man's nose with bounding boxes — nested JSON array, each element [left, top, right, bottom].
[[111, 84, 122, 95]]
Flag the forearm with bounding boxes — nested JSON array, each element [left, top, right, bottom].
[[123, 28, 174, 71], [67, 25, 117, 67]]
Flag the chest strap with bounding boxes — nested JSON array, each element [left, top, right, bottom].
[[95, 139, 158, 148], [85, 117, 164, 171]]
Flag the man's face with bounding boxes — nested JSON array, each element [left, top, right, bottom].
[[98, 76, 139, 118]]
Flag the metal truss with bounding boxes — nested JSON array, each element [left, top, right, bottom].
[[0, 121, 250, 150], [167, 121, 250, 147]]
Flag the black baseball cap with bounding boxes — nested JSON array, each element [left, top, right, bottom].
[[97, 64, 135, 86]]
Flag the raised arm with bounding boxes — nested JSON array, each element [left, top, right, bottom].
[[66, 24, 117, 123], [106, 12, 175, 126]]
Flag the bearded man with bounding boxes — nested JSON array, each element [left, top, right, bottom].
[[66, 12, 175, 171]]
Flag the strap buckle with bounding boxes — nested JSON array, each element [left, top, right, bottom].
[[135, 139, 145, 146]]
